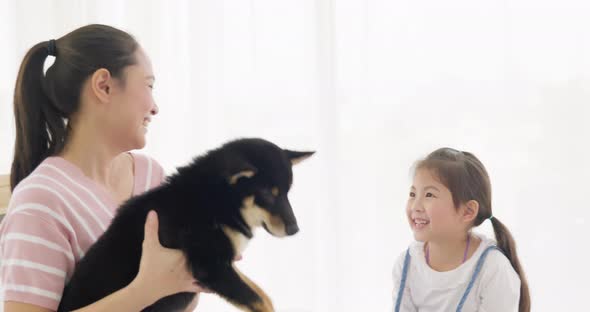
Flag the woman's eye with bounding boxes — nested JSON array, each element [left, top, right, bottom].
[[425, 192, 435, 198], [148, 85, 154, 89], [409, 192, 415, 197]]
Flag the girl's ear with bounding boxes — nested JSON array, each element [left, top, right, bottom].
[[462, 200, 479, 223]]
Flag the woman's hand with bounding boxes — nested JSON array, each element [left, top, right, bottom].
[[130, 210, 245, 307], [130, 210, 204, 306]]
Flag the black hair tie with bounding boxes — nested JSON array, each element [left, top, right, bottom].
[[47, 39, 57, 56]]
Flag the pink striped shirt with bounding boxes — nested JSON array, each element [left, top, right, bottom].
[[0, 153, 165, 310]]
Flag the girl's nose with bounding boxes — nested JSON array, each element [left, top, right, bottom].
[[411, 199, 424, 212]]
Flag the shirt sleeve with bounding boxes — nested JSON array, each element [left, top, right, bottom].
[[392, 249, 417, 312], [154, 158, 166, 186], [478, 250, 521, 312], [0, 198, 74, 310], [146, 156, 166, 190], [133, 153, 167, 193]]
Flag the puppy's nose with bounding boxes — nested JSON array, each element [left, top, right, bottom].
[[285, 224, 299, 235]]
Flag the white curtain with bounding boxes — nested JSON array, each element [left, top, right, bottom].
[[1, 0, 589, 311]]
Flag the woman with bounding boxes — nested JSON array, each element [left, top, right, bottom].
[[0, 24, 218, 312]]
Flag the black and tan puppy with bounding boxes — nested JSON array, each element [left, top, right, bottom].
[[57, 138, 314, 312]]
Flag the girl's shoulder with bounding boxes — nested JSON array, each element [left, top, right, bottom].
[[471, 233, 514, 271], [392, 240, 425, 276], [396, 233, 512, 276], [466, 233, 521, 291]]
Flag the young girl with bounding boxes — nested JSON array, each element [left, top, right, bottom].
[[392, 148, 530, 312], [0, 24, 227, 312]]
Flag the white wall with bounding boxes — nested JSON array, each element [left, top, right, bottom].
[[1, 0, 589, 311]]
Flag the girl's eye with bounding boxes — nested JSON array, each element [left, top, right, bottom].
[[425, 192, 435, 198], [148, 85, 154, 89], [409, 192, 416, 198]]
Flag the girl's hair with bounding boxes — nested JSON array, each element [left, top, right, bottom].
[[11, 24, 138, 191], [415, 148, 531, 312]]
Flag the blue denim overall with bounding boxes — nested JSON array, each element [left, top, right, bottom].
[[394, 245, 500, 312]]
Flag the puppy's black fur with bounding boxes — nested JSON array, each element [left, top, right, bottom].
[[57, 138, 313, 312]]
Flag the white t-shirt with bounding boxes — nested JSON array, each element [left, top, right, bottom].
[[392, 233, 521, 312]]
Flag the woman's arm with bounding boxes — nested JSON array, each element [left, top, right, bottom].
[[4, 302, 53, 312], [4, 284, 152, 312], [4, 211, 202, 312], [68, 280, 164, 312]]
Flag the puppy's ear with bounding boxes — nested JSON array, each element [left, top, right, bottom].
[[284, 150, 315, 166], [226, 161, 258, 185]]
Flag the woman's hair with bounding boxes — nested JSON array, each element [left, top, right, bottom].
[[11, 24, 138, 191], [415, 148, 531, 312]]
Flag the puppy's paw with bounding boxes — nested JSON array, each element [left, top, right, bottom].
[[250, 297, 274, 312]]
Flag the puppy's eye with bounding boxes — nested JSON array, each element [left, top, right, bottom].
[[271, 187, 279, 197], [256, 189, 276, 207]]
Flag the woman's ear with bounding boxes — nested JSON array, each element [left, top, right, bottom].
[[462, 200, 479, 223], [91, 68, 113, 103]]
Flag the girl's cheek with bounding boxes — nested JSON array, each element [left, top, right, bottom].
[[426, 205, 441, 221]]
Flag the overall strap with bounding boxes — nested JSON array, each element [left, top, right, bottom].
[[395, 248, 411, 312], [456, 245, 501, 312]]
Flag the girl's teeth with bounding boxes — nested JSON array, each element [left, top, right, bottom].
[[413, 219, 429, 230]]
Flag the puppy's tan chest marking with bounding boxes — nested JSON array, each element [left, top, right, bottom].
[[222, 226, 250, 255]]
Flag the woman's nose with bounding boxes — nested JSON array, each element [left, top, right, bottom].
[[151, 102, 159, 116]]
